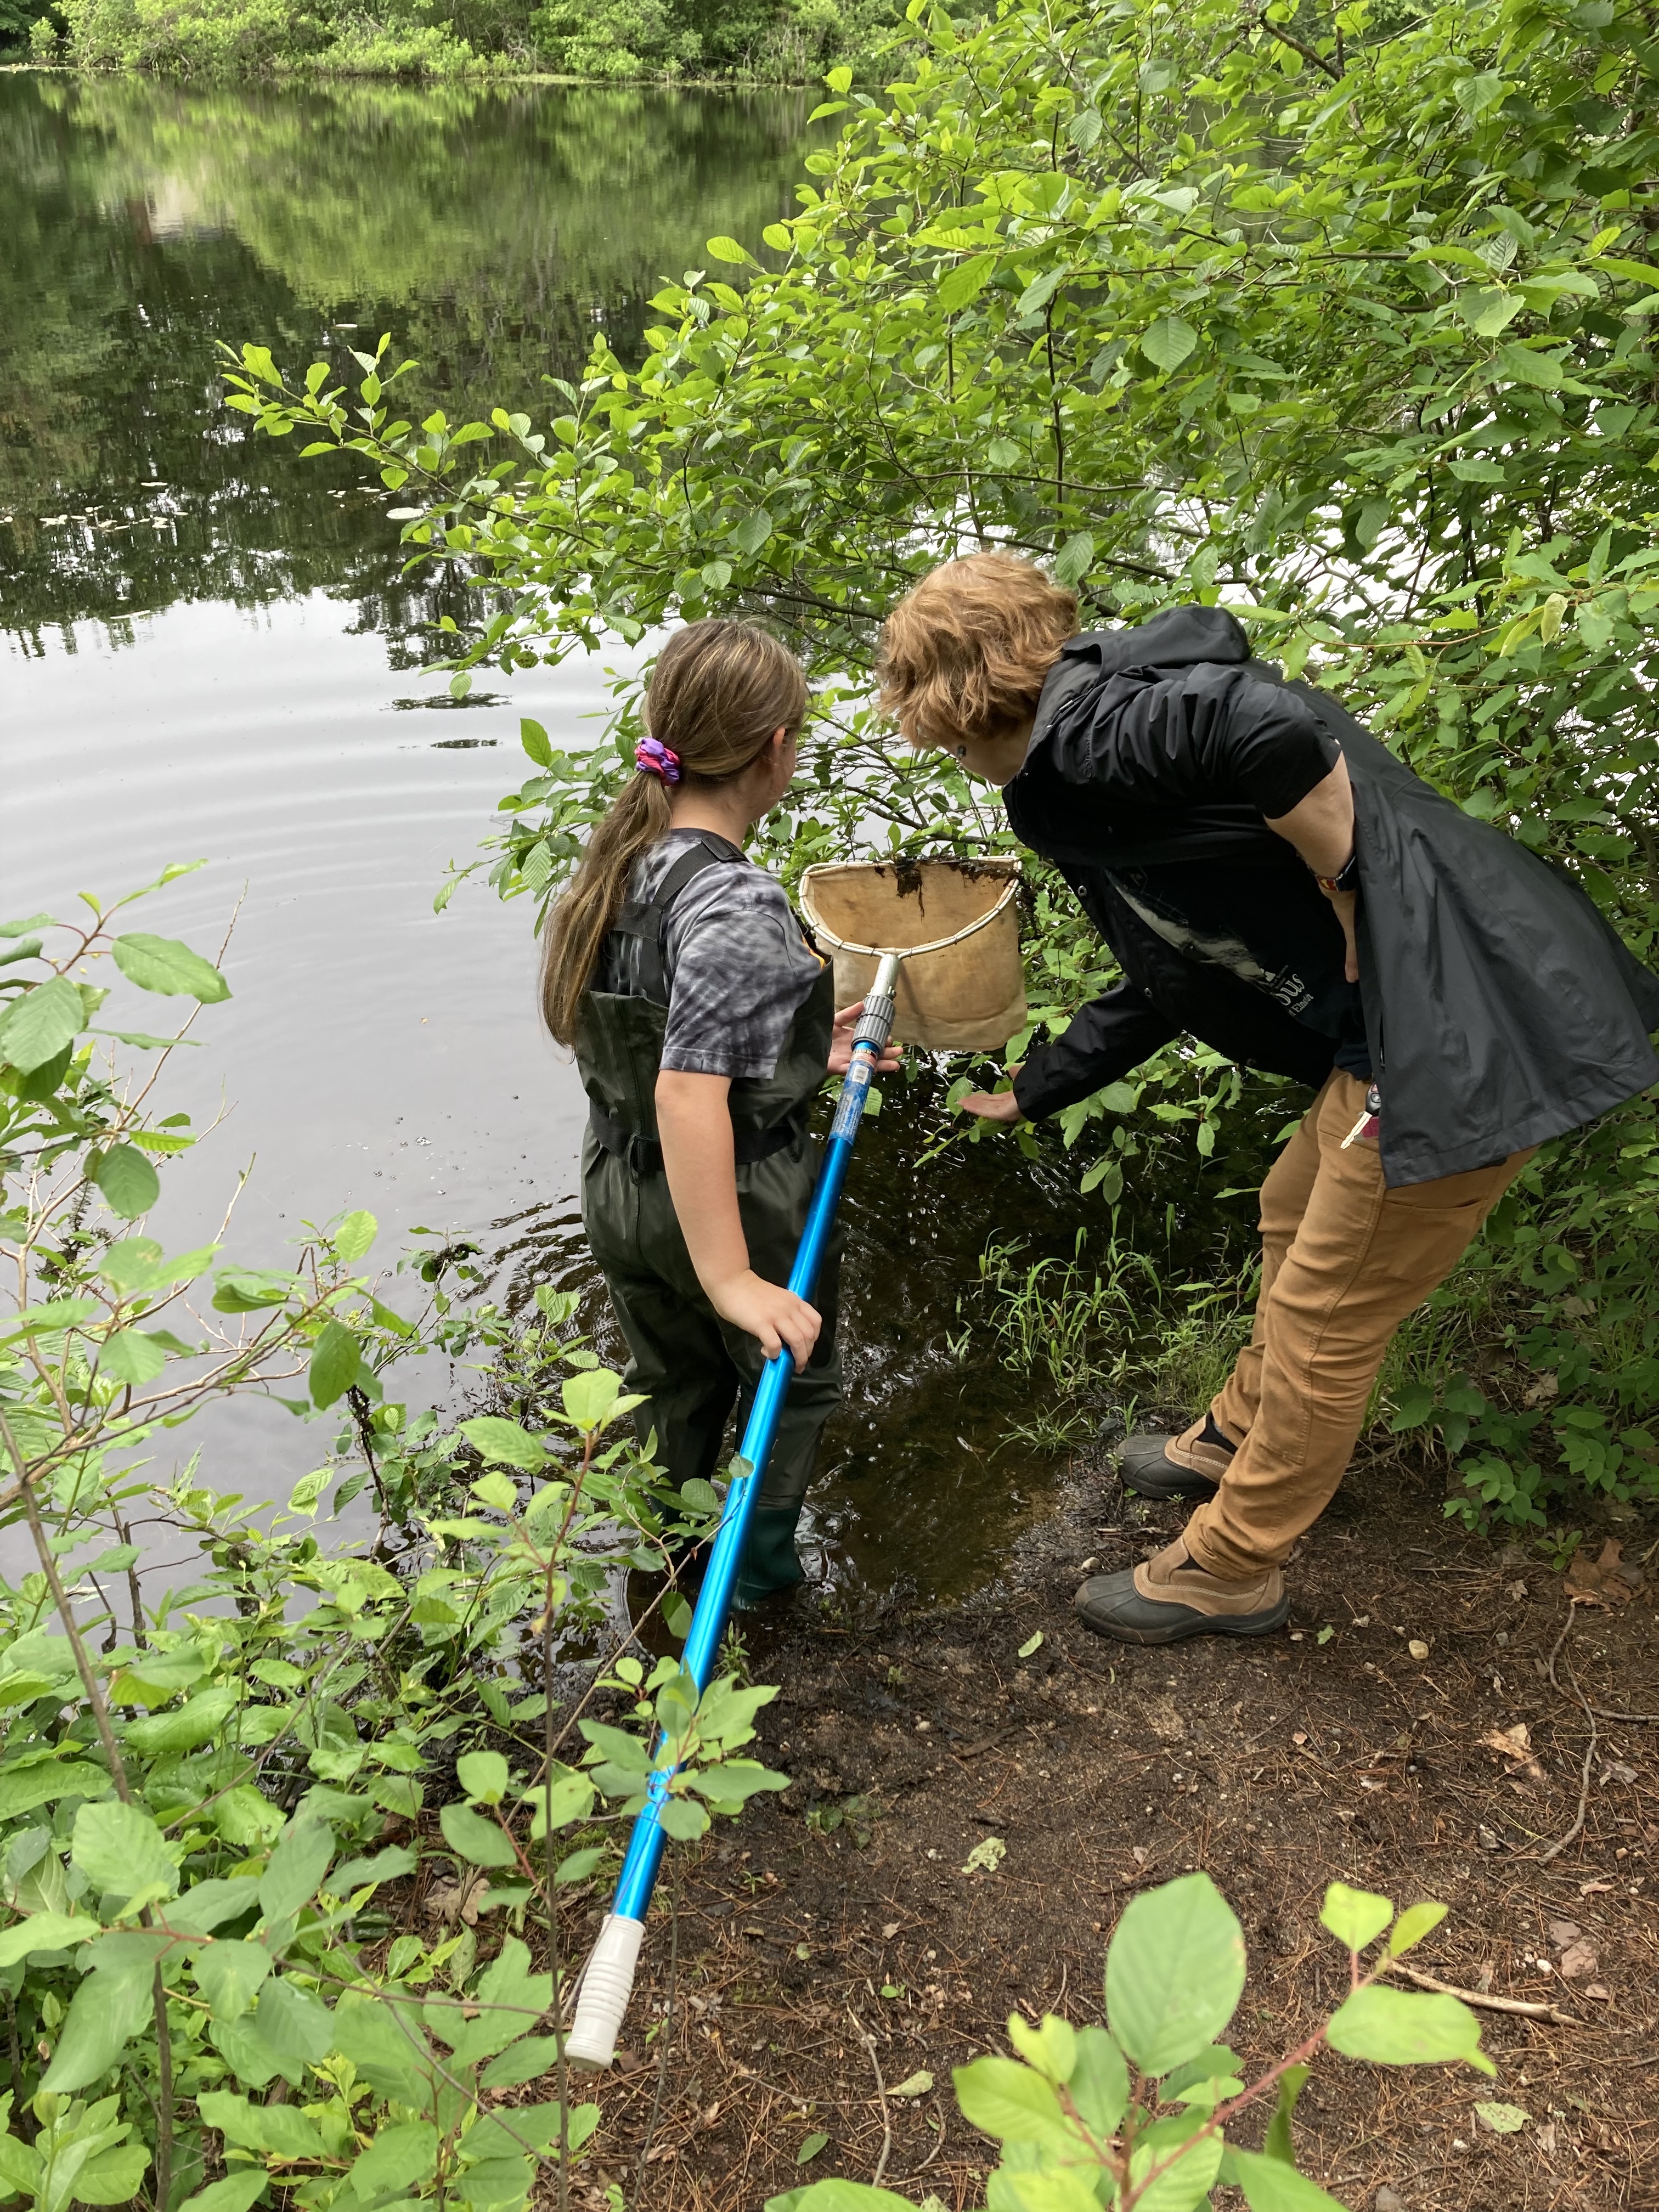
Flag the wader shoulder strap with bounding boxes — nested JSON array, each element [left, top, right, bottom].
[[606, 830, 747, 1004]]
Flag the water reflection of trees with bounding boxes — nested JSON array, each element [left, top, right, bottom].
[[1, 74, 819, 642]]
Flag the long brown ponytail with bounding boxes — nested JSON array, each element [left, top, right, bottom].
[[539, 619, 810, 1045]]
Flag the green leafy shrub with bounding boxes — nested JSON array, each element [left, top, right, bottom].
[[60, 0, 320, 72], [0, 873, 781, 2208], [766, 1875, 1492, 2212], [528, 0, 698, 81]]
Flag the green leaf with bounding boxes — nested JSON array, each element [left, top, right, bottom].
[[1475, 2100, 1529, 2134], [938, 253, 996, 313], [1128, 2112, 1223, 2211], [1105, 1873, 1245, 2074], [192, 1939, 274, 2021], [40, 1955, 154, 2092], [334, 1209, 377, 1262], [521, 718, 554, 768], [1068, 2024, 1128, 2137], [101, 1327, 168, 1385], [90, 1144, 160, 1220], [706, 235, 754, 266], [72, 1799, 178, 1915], [1389, 1900, 1449, 1956], [126, 1685, 238, 1755], [1320, 1881, 1393, 1954], [1052, 533, 1094, 588], [1263, 2062, 1308, 2162], [950, 2056, 1073, 2149], [0, 1763, 112, 1817], [1018, 1631, 1044, 1659], [787, 2188, 915, 2211], [256, 1976, 335, 2063], [165, 1876, 262, 1936], [796, 2132, 830, 2164], [111, 932, 231, 1002], [0, 975, 85, 1072], [348, 2119, 439, 2198], [198, 2090, 328, 2162], [1142, 315, 1198, 371], [1325, 1985, 1493, 2075], [258, 1819, 334, 1922], [656, 1796, 708, 1841], [992, 2169, 1104, 2212], [1007, 2012, 1075, 2084], [730, 508, 774, 558], [562, 1367, 624, 1430], [461, 1415, 546, 1470], [176, 2171, 270, 2212], [309, 1319, 362, 1409], [1455, 286, 1524, 337], [75, 2142, 154, 2205], [0, 1911, 100, 1965], [1229, 2148, 1346, 2209], [439, 1803, 520, 1868], [479, 2035, 562, 2089], [458, 1751, 511, 1804], [212, 1267, 295, 1313]]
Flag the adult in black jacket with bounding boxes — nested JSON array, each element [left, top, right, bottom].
[[878, 554, 1659, 1645]]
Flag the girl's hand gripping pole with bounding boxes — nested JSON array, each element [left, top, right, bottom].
[[566, 955, 902, 2069]]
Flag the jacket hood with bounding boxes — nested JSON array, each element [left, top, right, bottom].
[[1066, 605, 1250, 678]]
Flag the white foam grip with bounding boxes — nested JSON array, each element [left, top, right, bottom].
[[566, 1914, 645, 2070]]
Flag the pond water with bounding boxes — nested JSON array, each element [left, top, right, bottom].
[[1, 71, 1254, 1608]]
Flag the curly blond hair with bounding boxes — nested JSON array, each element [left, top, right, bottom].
[[877, 552, 1079, 749]]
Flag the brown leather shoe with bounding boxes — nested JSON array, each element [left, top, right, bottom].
[[1116, 1414, 1237, 1502], [1074, 1537, 1288, 1645]]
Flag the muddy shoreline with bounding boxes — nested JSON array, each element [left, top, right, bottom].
[[555, 1436, 1658, 2210]]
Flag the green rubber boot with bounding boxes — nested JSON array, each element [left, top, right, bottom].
[[732, 1504, 806, 1609]]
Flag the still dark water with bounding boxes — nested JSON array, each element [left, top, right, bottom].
[[0, 72, 1254, 1606]]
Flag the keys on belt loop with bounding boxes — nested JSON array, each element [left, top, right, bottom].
[[1341, 1080, 1383, 1151]]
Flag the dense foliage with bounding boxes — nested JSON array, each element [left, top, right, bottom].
[[230, 0, 1659, 1537], [15, 0, 904, 82], [0, 872, 791, 2209]]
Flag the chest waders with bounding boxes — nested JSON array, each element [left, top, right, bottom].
[[574, 831, 840, 1606], [568, 952, 902, 2072]]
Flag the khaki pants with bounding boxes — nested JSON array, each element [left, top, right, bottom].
[[1183, 1073, 1533, 1579]]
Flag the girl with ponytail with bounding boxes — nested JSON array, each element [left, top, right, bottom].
[[544, 619, 898, 1606]]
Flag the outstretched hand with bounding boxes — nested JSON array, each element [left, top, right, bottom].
[[956, 1089, 1023, 1125], [828, 1000, 905, 1078]]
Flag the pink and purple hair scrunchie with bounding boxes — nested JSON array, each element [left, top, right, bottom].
[[635, 736, 682, 786]]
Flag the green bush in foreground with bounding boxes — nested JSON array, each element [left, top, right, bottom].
[[769, 1875, 1496, 2212], [226, 0, 1659, 1536], [0, 874, 788, 2209]]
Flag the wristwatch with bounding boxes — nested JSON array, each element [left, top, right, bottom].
[[1315, 850, 1359, 897]]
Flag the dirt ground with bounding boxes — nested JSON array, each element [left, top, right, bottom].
[[561, 1432, 1659, 2212]]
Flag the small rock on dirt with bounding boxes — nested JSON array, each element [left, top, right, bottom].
[[1374, 2188, 1409, 2212], [1548, 1918, 1581, 1949], [1558, 1938, 1599, 1979]]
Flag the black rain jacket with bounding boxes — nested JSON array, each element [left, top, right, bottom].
[[1007, 606, 1659, 1187]]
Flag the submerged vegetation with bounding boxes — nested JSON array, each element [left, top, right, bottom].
[[229, 0, 1659, 1541]]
